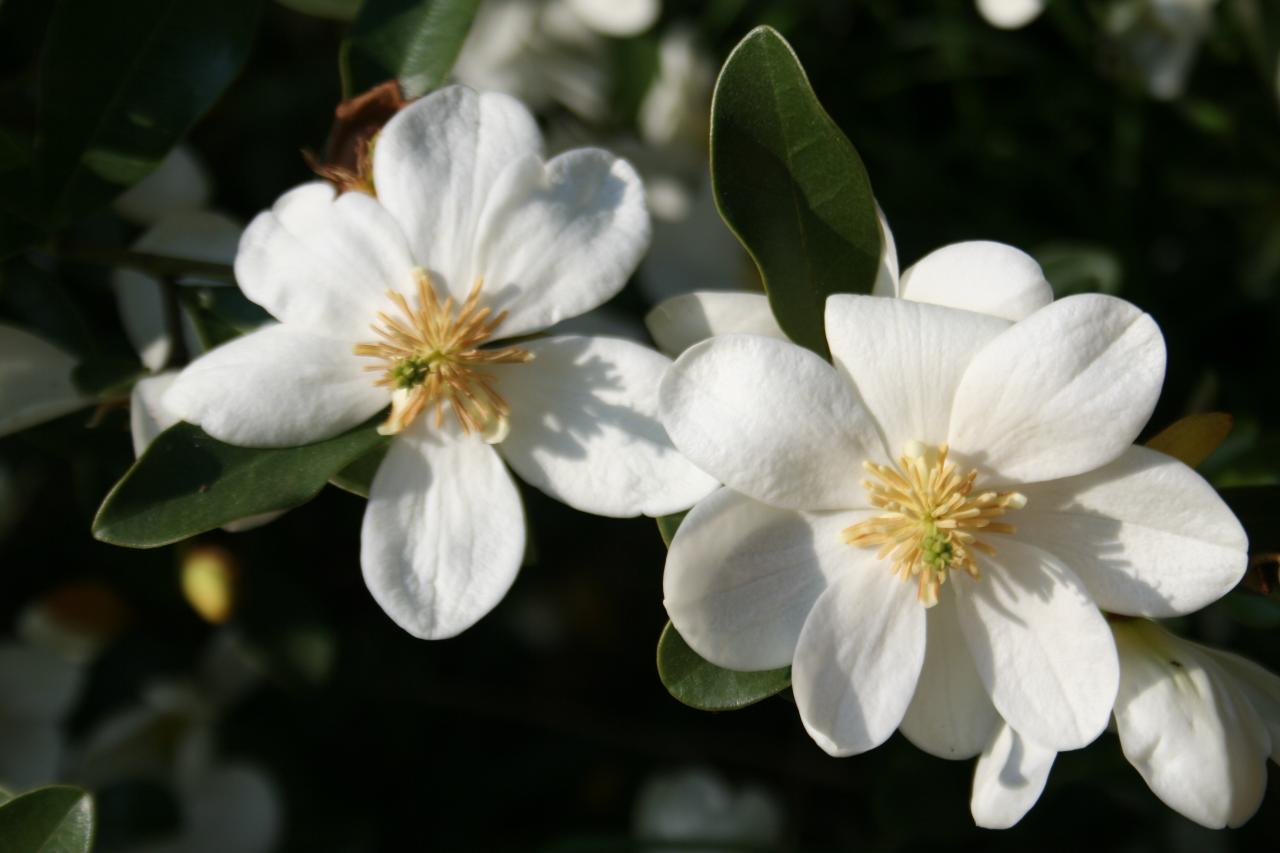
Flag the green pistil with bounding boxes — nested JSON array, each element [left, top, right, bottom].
[[391, 355, 434, 389], [919, 522, 953, 571]]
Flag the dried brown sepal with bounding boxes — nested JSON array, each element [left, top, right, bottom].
[[306, 79, 408, 196]]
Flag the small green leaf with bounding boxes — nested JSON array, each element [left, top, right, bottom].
[[341, 0, 481, 99], [72, 355, 147, 398], [0, 785, 94, 853], [276, 0, 363, 20], [93, 419, 388, 548], [655, 511, 687, 548], [656, 621, 790, 712], [35, 0, 263, 227], [329, 442, 390, 498], [710, 26, 881, 359]]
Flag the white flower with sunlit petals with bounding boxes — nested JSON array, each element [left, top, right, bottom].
[[971, 617, 1280, 829], [658, 263, 1247, 762], [164, 85, 715, 639]]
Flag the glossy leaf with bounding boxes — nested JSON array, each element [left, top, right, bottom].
[[93, 419, 387, 548], [329, 442, 390, 498], [656, 621, 791, 712], [35, 0, 263, 227], [710, 26, 881, 359], [276, 0, 363, 20], [0, 785, 94, 853], [341, 0, 481, 99]]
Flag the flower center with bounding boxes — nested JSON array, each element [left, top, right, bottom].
[[842, 441, 1026, 607], [353, 268, 532, 439]]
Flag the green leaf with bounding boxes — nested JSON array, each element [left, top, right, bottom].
[[93, 419, 388, 548], [179, 285, 273, 350], [72, 355, 147, 399], [655, 511, 687, 548], [656, 621, 790, 712], [341, 0, 481, 99], [35, 0, 263, 227], [0, 785, 94, 853], [276, 0, 363, 20], [1034, 242, 1123, 297], [710, 26, 881, 359], [329, 442, 390, 498]]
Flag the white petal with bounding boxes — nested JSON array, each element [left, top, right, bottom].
[[113, 270, 169, 371], [949, 294, 1166, 484], [0, 324, 87, 437], [639, 172, 750, 302], [373, 85, 543, 297], [871, 203, 899, 297], [164, 324, 386, 448], [361, 421, 525, 639], [113, 144, 211, 225], [0, 643, 83, 719], [898, 241, 1053, 321], [565, 0, 657, 35], [1016, 445, 1248, 617], [1205, 648, 1280, 764], [900, 587, 999, 760], [135, 209, 243, 270], [1111, 620, 1269, 829], [792, 566, 926, 756], [130, 371, 181, 456], [664, 488, 863, 671], [659, 335, 883, 511], [970, 722, 1057, 829], [177, 764, 282, 853], [976, 0, 1046, 30], [825, 295, 1009, 455], [235, 182, 417, 341], [645, 291, 784, 357], [473, 149, 649, 338], [493, 335, 715, 517], [954, 538, 1118, 751]]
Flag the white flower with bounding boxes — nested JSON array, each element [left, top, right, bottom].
[[658, 247, 1247, 761], [0, 323, 88, 438], [972, 618, 1280, 829], [113, 145, 212, 226], [638, 27, 715, 153], [975, 0, 1046, 30], [165, 85, 716, 639], [632, 766, 783, 853]]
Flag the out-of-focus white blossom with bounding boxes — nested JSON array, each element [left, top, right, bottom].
[[114, 145, 212, 227], [1105, 0, 1219, 100], [632, 766, 783, 852], [0, 324, 88, 438]]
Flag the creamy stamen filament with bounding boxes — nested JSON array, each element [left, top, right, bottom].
[[354, 268, 532, 438], [843, 441, 1026, 607]]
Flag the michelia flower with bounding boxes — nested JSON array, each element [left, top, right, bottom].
[[658, 270, 1247, 760], [632, 766, 784, 852], [975, 0, 1046, 29], [113, 144, 212, 226], [164, 85, 715, 639], [972, 618, 1280, 829]]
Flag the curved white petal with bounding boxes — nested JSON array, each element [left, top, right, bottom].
[[900, 587, 1000, 760], [235, 183, 417, 341], [1111, 620, 1269, 829], [0, 324, 87, 437], [871, 203, 900, 297], [898, 241, 1052, 321], [113, 144, 211, 225], [792, 566, 926, 756], [664, 488, 863, 671], [645, 291, 784, 357], [1206, 648, 1280, 764], [473, 149, 649, 338], [970, 722, 1057, 829], [976, 0, 1046, 30], [949, 294, 1166, 485], [954, 538, 1118, 751], [659, 335, 883, 511], [374, 85, 543, 297], [135, 209, 243, 270], [565, 0, 657, 36], [130, 371, 181, 456], [163, 324, 386, 448], [1016, 446, 1248, 617], [361, 421, 525, 639], [825, 295, 1009, 455], [493, 335, 715, 517]]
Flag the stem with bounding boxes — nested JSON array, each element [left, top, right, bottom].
[[51, 243, 236, 281]]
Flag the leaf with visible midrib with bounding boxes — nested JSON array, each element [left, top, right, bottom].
[[710, 26, 881, 360], [93, 419, 389, 548], [0, 785, 94, 853], [341, 0, 481, 99]]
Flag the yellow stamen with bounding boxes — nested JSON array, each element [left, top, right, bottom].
[[843, 442, 1025, 607], [354, 268, 532, 438]]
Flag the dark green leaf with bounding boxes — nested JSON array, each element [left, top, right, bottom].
[[1034, 242, 1123, 297], [656, 621, 790, 712], [276, 0, 363, 20], [329, 442, 390, 498], [179, 285, 273, 350], [72, 355, 146, 398], [341, 0, 481, 99], [710, 26, 881, 359], [93, 418, 387, 548], [0, 785, 94, 853], [655, 511, 687, 548], [35, 0, 263, 227]]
